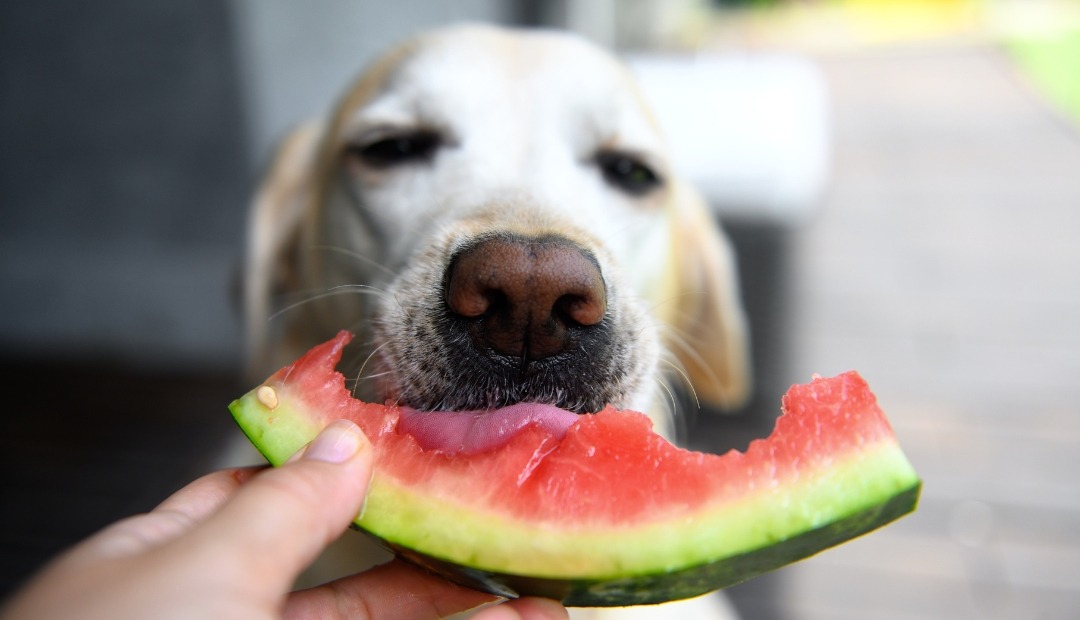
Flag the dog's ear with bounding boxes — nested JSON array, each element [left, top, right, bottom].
[[666, 183, 752, 411], [243, 122, 323, 377]]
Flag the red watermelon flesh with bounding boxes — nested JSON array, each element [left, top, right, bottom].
[[230, 330, 921, 606]]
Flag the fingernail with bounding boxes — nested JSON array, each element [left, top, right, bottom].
[[300, 420, 367, 464]]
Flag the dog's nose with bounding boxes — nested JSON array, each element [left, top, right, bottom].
[[445, 235, 607, 362]]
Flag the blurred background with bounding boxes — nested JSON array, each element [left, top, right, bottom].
[[2, 0, 1078, 617]]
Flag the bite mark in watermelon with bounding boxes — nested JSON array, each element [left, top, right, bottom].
[[229, 331, 921, 606]]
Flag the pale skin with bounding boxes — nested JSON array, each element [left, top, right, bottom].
[[1, 420, 568, 620]]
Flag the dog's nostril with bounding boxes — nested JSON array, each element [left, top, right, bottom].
[[445, 234, 607, 361], [445, 283, 500, 319], [552, 294, 603, 330]]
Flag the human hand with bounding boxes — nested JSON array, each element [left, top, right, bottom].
[[1, 420, 568, 620]]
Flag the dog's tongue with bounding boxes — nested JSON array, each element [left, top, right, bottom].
[[399, 403, 581, 455]]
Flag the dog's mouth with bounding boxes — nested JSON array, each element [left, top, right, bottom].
[[398, 402, 582, 455], [367, 231, 651, 446], [371, 232, 641, 417]]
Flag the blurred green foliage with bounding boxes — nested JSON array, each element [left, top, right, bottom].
[[1008, 28, 1080, 125]]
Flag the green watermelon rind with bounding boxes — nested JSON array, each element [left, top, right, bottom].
[[385, 482, 921, 606], [229, 384, 920, 606], [354, 440, 917, 577], [230, 390, 321, 464]]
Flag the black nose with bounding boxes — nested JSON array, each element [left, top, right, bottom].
[[445, 234, 607, 362]]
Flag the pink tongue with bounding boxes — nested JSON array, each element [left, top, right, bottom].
[[399, 403, 581, 455]]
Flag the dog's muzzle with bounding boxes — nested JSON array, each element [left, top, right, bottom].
[[390, 231, 628, 414]]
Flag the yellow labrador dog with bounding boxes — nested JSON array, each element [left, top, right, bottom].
[[244, 23, 750, 620]]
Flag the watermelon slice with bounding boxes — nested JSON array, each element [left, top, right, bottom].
[[229, 331, 920, 606]]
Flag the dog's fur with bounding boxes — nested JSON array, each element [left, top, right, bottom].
[[243, 23, 750, 619]]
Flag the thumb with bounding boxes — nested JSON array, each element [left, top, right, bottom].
[[187, 420, 375, 591]]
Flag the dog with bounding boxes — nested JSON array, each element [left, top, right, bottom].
[[242, 23, 751, 620]]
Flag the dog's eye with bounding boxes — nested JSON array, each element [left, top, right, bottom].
[[349, 131, 441, 168], [596, 152, 663, 196]]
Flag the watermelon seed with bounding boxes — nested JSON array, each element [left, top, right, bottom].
[[257, 385, 279, 410]]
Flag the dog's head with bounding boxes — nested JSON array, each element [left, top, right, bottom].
[[246, 24, 750, 435]]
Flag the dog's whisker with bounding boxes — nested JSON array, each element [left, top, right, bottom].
[[386, 290, 408, 318], [645, 290, 708, 317], [631, 319, 700, 402], [651, 374, 680, 436], [659, 356, 700, 411], [311, 245, 397, 279], [345, 371, 396, 398], [658, 322, 727, 397], [357, 369, 395, 381], [269, 284, 390, 321], [351, 341, 393, 395]]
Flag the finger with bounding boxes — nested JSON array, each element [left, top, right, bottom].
[[473, 597, 570, 620], [154, 466, 263, 522], [57, 466, 265, 565], [283, 559, 499, 620], [185, 420, 375, 592]]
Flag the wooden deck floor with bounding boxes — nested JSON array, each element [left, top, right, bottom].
[[728, 42, 1080, 620]]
